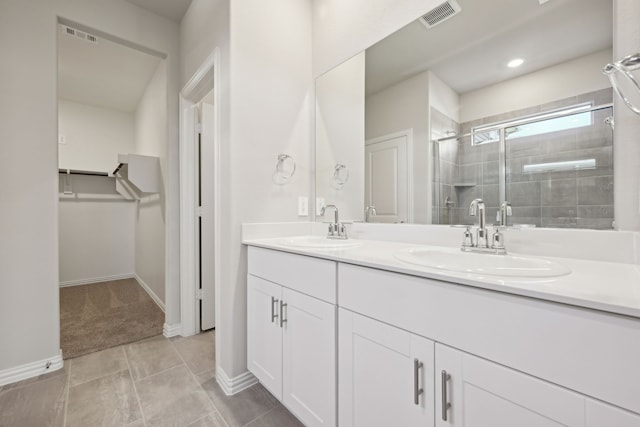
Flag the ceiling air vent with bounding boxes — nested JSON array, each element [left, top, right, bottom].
[[419, 0, 462, 29], [60, 25, 98, 44]]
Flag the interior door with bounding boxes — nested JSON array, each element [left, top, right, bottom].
[[365, 134, 409, 223], [200, 100, 216, 330]]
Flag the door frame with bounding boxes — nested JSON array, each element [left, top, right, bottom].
[[179, 49, 221, 338], [364, 128, 414, 223]]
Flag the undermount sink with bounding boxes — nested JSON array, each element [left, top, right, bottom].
[[278, 235, 361, 249], [394, 247, 571, 278]]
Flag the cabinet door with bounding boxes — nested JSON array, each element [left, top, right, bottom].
[[282, 288, 336, 427], [339, 309, 434, 427], [435, 344, 585, 427], [586, 399, 640, 426], [247, 275, 282, 399]]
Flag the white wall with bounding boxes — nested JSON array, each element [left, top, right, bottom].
[[459, 49, 612, 123], [226, 0, 313, 379], [58, 100, 135, 172], [366, 70, 431, 223], [0, 0, 60, 372], [0, 0, 178, 376], [613, 0, 640, 231], [59, 176, 135, 285], [181, 0, 313, 380], [316, 52, 365, 221], [134, 62, 167, 303], [429, 71, 460, 124]]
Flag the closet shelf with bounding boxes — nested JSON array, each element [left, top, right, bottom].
[[112, 154, 161, 200], [58, 168, 109, 177]]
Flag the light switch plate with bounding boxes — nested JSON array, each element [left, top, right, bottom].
[[298, 196, 309, 216]]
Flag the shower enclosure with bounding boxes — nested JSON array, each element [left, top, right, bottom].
[[433, 91, 614, 229]]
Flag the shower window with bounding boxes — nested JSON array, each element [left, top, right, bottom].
[[471, 104, 593, 146]]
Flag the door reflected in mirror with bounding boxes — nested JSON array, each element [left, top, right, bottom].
[[315, 0, 614, 229]]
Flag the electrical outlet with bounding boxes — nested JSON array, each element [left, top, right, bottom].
[[298, 196, 309, 216], [58, 134, 66, 144], [316, 197, 326, 215]]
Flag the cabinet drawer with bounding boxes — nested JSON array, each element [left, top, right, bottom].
[[248, 246, 337, 303]]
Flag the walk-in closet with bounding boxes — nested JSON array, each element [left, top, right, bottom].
[[57, 21, 167, 358]]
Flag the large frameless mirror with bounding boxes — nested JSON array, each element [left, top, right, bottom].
[[315, 0, 614, 229]]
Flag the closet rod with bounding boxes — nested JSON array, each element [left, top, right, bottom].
[[58, 168, 109, 177]]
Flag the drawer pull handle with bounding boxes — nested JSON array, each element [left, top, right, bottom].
[[441, 370, 451, 421], [279, 301, 288, 328], [413, 358, 423, 405], [271, 297, 278, 323]]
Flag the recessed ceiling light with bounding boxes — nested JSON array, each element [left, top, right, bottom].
[[507, 58, 524, 68]]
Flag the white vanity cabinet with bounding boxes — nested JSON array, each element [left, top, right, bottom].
[[338, 308, 434, 427], [338, 263, 640, 422], [247, 247, 337, 427]]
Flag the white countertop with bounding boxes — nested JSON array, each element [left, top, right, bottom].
[[243, 236, 640, 319]]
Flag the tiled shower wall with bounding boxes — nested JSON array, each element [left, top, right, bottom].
[[433, 88, 614, 229]]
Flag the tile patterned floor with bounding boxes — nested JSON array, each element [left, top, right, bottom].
[[0, 332, 303, 427]]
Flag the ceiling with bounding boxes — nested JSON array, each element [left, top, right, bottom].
[[125, 0, 192, 22], [365, 0, 612, 96], [58, 25, 162, 112]]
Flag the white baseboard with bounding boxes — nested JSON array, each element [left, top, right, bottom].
[[59, 273, 134, 287], [163, 323, 182, 338], [0, 350, 64, 387], [216, 366, 258, 396], [135, 274, 165, 312]]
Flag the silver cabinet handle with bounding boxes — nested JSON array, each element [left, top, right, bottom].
[[441, 370, 451, 421], [413, 358, 423, 405], [279, 301, 288, 328], [271, 297, 278, 323]]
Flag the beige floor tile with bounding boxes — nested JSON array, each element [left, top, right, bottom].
[[69, 346, 129, 386], [125, 421, 147, 427], [201, 381, 278, 427], [194, 368, 216, 385], [187, 411, 227, 427], [172, 332, 215, 375], [245, 405, 304, 427], [0, 374, 66, 427], [136, 365, 216, 427], [125, 335, 183, 380], [66, 370, 142, 427]]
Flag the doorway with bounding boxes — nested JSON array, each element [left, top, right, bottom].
[[57, 20, 168, 359], [179, 50, 221, 338]]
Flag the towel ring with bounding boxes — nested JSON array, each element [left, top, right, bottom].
[[604, 53, 640, 115], [273, 154, 296, 185], [333, 164, 349, 189]]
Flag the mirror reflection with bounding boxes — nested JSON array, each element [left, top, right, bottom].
[[315, 0, 614, 229]]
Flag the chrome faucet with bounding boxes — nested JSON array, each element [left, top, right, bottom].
[[462, 198, 506, 254], [469, 198, 488, 248], [498, 201, 512, 226], [320, 204, 348, 239], [364, 205, 377, 223]]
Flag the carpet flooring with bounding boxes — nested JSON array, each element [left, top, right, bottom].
[[60, 278, 164, 359]]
